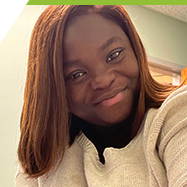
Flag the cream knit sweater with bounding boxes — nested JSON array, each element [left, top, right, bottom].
[[15, 86, 187, 187]]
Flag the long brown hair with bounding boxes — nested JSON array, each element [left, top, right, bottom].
[[18, 5, 181, 178]]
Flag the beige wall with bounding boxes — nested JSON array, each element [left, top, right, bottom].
[[125, 5, 187, 68], [0, 5, 47, 187]]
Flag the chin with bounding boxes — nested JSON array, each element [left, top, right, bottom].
[[98, 112, 131, 126]]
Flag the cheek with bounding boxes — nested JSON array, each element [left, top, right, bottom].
[[132, 68, 140, 91], [66, 85, 86, 109], [133, 66, 140, 83], [128, 60, 139, 81], [128, 59, 139, 76], [123, 62, 139, 91], [65, 86, 75, 110], [121, 63, 139, 83], [118, 53, 139, 79]]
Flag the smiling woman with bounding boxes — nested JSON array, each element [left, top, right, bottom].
[[64, 14, 139, 127], [16, 5, 187, 187]]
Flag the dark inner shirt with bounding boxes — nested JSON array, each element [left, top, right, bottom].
[[70, 108, 136, 164], [69, 94, 138, 164]]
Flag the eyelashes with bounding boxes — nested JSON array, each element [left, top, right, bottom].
[[69, 71, 86, 80], [65, 47, 125, 81], [106, 48, 124, 62]]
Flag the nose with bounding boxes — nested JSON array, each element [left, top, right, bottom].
[[90, 70, 115, 90]]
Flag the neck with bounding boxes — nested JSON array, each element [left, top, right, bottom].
[[70, 114, 134, 164], [70, 96, 139, 164], [82, 109, 134, 146]]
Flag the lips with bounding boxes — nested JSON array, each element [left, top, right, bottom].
[[94, 88, 126, 107]]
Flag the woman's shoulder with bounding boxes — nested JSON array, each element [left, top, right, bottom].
[[160, 85, 187, 110], [156, 85, 187, 130], [145, 85, 187, 123], [143, 85, 187, 186], [144, 85, 187, 152], [147, 85, 187, 135]]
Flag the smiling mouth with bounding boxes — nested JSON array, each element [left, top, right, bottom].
[[95, 89, 125, 107]]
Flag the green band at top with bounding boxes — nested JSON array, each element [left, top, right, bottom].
[[0, 0, 187, 6]]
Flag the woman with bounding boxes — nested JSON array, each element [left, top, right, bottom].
[[16, 5, 187, 186]]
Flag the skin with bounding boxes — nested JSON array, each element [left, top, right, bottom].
[[63, 14, 139, 127]]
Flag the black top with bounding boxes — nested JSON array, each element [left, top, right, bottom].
[[70, 110, 136, 164], [69, 93, 138, 164]]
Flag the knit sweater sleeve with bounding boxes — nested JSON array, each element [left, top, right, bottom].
[[157, 86, 187, 187], [144, 86, 187, 187], [15, 165, 39, 187]]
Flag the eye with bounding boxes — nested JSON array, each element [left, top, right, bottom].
[[106, 48, 124, 62], [68, 71, 86, 80]]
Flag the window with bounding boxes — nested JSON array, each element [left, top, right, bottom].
[[148, 56, 182, 86]]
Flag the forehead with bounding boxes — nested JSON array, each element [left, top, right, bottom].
[[64, 14, 128, 49]]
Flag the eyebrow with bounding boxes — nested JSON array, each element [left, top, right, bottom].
[[63, 36, 123, 69], [63, 59, 83, 70], [99, 36, 122, 52]]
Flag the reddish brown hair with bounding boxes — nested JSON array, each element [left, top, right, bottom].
[[18, 5, 181, 178]]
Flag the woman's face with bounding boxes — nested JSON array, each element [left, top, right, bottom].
[[64, 14, 139, 126]]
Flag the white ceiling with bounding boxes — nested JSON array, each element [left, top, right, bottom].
[[141, 5, 187, 23]]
